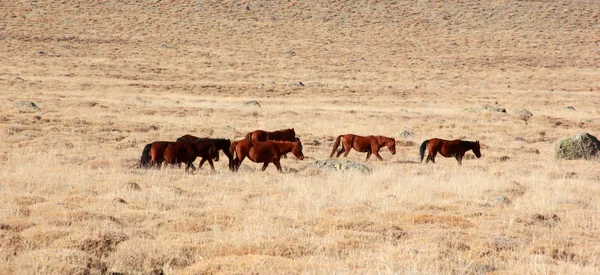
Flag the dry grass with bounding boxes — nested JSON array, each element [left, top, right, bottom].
[[1, 0, 600, 274]]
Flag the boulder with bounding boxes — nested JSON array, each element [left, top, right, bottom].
[[13, 101, 41, 112], [243, 101, 261, 108], [464, 105, 506, 113], [308, 159, 372, 173], [555, 133, 600, 160], [513, 108, 533, 117]]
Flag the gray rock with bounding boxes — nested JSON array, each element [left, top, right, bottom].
[[308, 159, 372, 173], [555, 133, 600, 160], [513, 108, 533, 117], [399, 130, 414, 138], [14, 101, 41, 112], [565, 106, 576, 111], [494, 195, 511, 206], [243, 101, 261, 108], [464, 105, 506, 113]]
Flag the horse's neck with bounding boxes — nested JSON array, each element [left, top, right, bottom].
[[275, 142, 294, 154], [376, 136, 388, 146], [464, 141, 476, 150]]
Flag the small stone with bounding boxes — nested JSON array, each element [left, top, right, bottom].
[[243, 101, 261, 108]]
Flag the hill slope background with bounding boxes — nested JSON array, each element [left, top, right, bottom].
[[1, 0, 599, 274]]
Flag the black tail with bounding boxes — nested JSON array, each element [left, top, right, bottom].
[[419, 140, 430, 162], [139, 143, 152, 168]]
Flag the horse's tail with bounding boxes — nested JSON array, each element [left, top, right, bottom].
[[419, 140, 430, 162], [229, 141, 238, 159], [329, 135, 344, 158], [139, 143, 152, 168]]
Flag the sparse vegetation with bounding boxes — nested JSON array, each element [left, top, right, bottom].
[[1, 1, 599, 274]]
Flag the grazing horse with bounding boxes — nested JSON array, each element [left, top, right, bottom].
[[162, 141, 218, 172], [140, 140, 218, 171], [230, 139, 305, 173], [329, 134, 396, 161], [245, 128, 296, 142], [177, 134, 234, 170], [419, 138, 481, 165]]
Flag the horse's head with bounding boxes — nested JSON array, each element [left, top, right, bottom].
[[292, 138, 305, 160], [473, 140, 482, 158], [386, 137, 396, 155]]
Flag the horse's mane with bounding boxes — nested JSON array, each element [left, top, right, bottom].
[[376, 135, 394, 144]]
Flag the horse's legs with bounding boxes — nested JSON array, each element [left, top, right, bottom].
[[336, 147, 345, 157], [372, 147, 384, 161], [365, 151, 371, 160], [198, 158, 207, 168], [273, 158, 283, 173], [207, 158, 215, 171], [185, 162, 196, 173], [342, 142, 352, 157], [455, 153, 464, 166], [427, 151, 437, 164], [261, 162, 270, 171]]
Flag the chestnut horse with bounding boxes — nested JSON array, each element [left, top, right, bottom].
[[419, 138, 481, 165], [177, 134, 233, 170], [229, 139, 305, 173], [329, 134, 396, 161], [245, 128, 296, 142], [140, 140, 218, 171]]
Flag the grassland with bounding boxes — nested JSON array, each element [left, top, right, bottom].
[[1, 0, 599, 274]]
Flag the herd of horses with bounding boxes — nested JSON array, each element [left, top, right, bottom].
[[139, 128, 482, 173]]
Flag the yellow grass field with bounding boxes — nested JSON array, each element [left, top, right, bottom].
[[1, 0, 599, 274]]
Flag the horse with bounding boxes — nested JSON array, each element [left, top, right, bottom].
[[162, 141, 218, 172], [245, 128, 296, 142], [245, 128, 297, 159], [177, 134, 234, 170], [329, 134, 396, 161], [140, 140, 219, 171], [419, 138, 481, 165], [229, 139, 305, 173]]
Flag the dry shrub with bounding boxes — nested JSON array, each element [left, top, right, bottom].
[[178, 254, 306, 275], [518, 213, 561, 227], [8, 248, 106, 275], [400, 214, 474, 229], [55, 230, 129, 258], [44, 210, 123, 227], [20, 227, 72, 249], [108, 238, 201, 274], [0, 231, 26, 261], [14, 196, 47, 206], [155, 218, 211, 233], [0, 218, 34, 232]]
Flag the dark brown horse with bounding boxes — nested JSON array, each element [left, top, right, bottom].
[[229, 139, 305, 173], [162, 141, 217, 172], [140, 140, 218, 171], [177, 134, 234, 170], [329, 134, 396, 161], [245, 128, 296, 142], [420, 138, 481, 165]]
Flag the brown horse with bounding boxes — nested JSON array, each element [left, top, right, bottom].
[[420, 138, 481, 165], [177, 134, 233, 170], [245, 128, 296, 142], [230, 139, 305, 173], [140, 140, 218, 171], [329, 134, 396, 161], [162, 141, 217, 172]]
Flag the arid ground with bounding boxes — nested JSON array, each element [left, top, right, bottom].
[[1, 0, 600, 274]]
